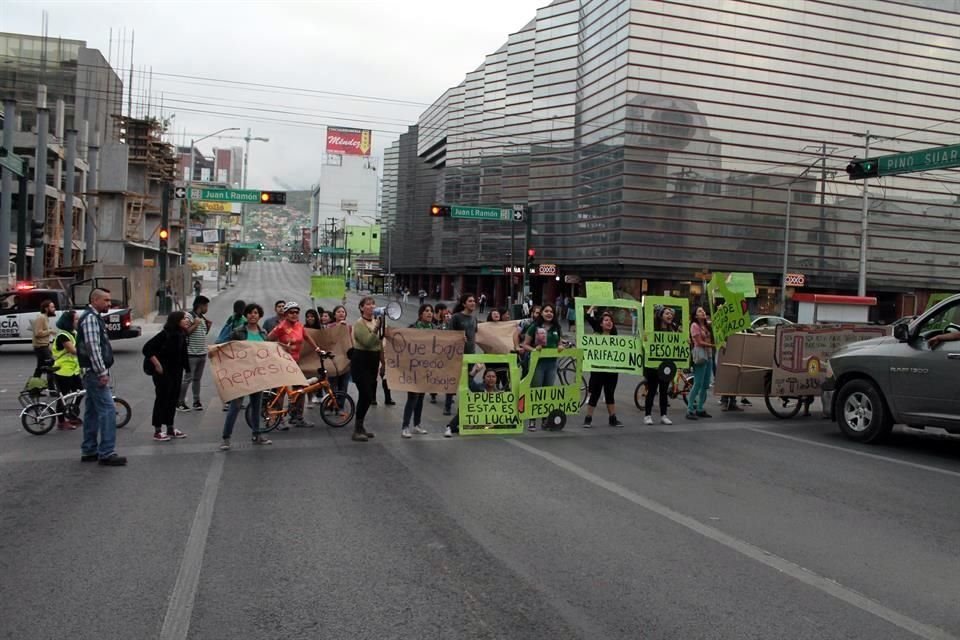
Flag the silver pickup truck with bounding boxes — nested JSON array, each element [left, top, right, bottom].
[[822, 293, 960, 443]]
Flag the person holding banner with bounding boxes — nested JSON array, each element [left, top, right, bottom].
[[444, 294, 478, 418], [350, 296, 382, 442], [268, 302, 324, 429], [643, 305, 678, 426], [326, 305, 352, 399], [521, 303, 565, 431], [220, 303, 272, 449], [443, 364, 499, 436], [583, 308, 624, 428], [400, 304, 435, 439], [686, 306, 715, 420], [430, 303, 450, 405]]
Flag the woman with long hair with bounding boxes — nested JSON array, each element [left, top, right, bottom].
[[583, 307, 624, 428], [220, 303, 272, 449], [143, 311, 190, 441], [520, 303, 564, 431], [304, 308, 322, 330], [326, 305, 351, 397], [686, 306, 715, 420], [350, 296, 382, 441], [643, 305, 679, 426], [401, 304, 434, 439]]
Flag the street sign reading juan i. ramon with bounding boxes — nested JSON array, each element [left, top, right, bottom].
[[189, 187, 263, 203], [451, 205, 513, 221]]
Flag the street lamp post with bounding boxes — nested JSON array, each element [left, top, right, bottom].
[[241, 128, 269, 243], [780, 161, 823, 316]]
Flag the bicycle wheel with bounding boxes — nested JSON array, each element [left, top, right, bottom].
[[21, 403, 56, 435], [633, 380, 648, 411], [319, 391, 355, 428], [246, 390, 284, 433], [113, 397, 132, 429], [763, 372, 802, 419], [579, 378, 588, 408], [556, 356, 576, 386]]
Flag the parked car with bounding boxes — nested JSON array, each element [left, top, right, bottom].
[[750, 315, 793, 332], [822, 293, 960, 443]]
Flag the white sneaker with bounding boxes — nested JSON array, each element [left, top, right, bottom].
[[660, 416, 673, 425], [412, 426, 428, 435], [443, 426, 453, 438], [401, 427, 412, 439], [643, 415, 654, 426], [311, 396, 321, 405]]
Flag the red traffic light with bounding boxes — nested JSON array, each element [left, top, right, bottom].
[[430, 204, 451, 217], [527, 248, 536, 258]]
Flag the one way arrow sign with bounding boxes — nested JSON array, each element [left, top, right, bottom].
[[174, 187, 186, 199]]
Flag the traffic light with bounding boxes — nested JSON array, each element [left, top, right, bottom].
[[430, 204, 451, 217], [845, 158, 879, 180], [259, 191, 287, 204], [526, 247, 536, 273], [159, 228, 169, 251], [29, 221, 44, 247]]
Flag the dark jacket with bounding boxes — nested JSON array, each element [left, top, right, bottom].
[[142, 328, 190, 376]]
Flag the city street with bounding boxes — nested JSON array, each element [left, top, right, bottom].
[[1, 261, 959, 639]]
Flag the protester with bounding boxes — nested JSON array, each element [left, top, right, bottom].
[[430, 303, 450, 405], [583, 307, 623, 428], [143, 311, 190, 441], [304, 308, 322, 330], [350, 296, 383, 442], [501, 307, 511, 321], [263, 299, 286, 334], [521, 303, 564, 431], [31, 298, 57, 393], [177, 295, 211, 412], [686, 306, 715, 420], [51, 310, 82, 430], [221, 303, 272, 449], [444, 293, 477, 423], [486, 309, 501, 322], [268, 301, 324, 428], [319, 310, 332, 325], [643, 305, 678, 426], [325, 304, 352, 397], [514, 305, 541, 377], [443, 364, 498, 437], [401, 304, 434, 438], [77, 288, 126, 465]]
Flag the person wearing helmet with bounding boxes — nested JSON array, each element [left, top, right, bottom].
[[267, 301, 323, 428]]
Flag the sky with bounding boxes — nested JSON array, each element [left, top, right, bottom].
[[2, 0, 549, 190]]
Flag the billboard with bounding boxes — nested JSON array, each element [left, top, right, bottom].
[[326, 126, 372, 156]]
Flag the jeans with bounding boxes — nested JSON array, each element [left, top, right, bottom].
[[402, 392, 425, 429], [687, 360, 713, 413], [81, 370, 116, 459], [152, 373, 182, 431], [222, 392, 262, 439], [178, 355, 207, 404], [531, 357, 557, 388]]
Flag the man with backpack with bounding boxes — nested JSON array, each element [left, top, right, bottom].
[[177, 296, 211, 412]]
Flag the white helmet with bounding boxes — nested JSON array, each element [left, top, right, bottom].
[[282, 301, 301, 313]]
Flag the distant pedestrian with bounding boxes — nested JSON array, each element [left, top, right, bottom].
[[193, 280, 202, 297], [434, 284, 440, 300], [478, 293, 487, 314], [220, 303, 272, 449], [77, 288, 126, 466], [686, 306, 715, 421], [177, 295, 211, 412], [144, 311, 191, 441], [31, 299, 57, 392], [419, 289, 427, 305]]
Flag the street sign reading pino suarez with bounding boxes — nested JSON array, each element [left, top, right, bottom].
[[877, 143, 960, 177], [451, 205, 512, 221]]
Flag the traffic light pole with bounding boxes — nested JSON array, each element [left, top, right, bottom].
[[16, 173, 27, 280], [856, 131, 872, 297], [522, 207, 531, 303], [158, 184, 170, 315]]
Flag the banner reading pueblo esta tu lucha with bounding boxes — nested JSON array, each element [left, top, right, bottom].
[[642, 296, 690, 380], [574, 282, 643, 375], [326, 126, 372, 156], [457, 355, 523, 435]]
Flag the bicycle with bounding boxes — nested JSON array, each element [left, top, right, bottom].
[[245, 352, 355, 431], [20, 388, 132, 435], [633, 367, 695, 410], [553, 341, 588, 408]]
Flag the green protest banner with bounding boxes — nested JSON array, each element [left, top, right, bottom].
[[707, 273, 752, 349], [517, 348, 583, 429], [457, 355, 522, 435], [585, 281, 614, 299], [642, 296, 690, 371], [574, 293, 643, 374], [310, 275, 345, 300], [726, 272, 757, 298]]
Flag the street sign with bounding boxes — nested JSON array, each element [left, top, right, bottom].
[[232, 242, 261, 249], [512, 209, 525, 222], [451, 205, 512, 221], [876, 143, 960, 177], [173, 186, 186, 199], [0, 151, 24, 176], [786, 273, 806, 287], [197, 201, 235, 213], [189, 187, 263, 203]]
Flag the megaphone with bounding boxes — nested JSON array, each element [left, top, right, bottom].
[[374, 301, 402, 321]]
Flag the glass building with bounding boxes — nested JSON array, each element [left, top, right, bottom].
[[383, 0, 960, 320]]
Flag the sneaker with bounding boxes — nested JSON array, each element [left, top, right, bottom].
[[430, 396, 438, 404], [609, 417, 625, 428], [192, 401, 204, 411], [528, 421, 537, 432], [442, 409, 452, 416], [385, 400, 397, 406], [222, 403, 230, 412], [251, 435, 273, 445], [401, 427, 412, 439], [643, 415, 654, 426], [583, 417, 593, 429], [443, 426, 453, 438], [98, 454, 127, 466], [352, 431, 369, 442], [176, 403, 191, 412], [81, 454, 99, 462], [741, 398, 752, 406], [57, 421, 78, 431], [660, 416, 673, 425], [412, 426, 428, 435], [219, 439, 231, 451], [311, 396, 321, 405], [153, 432, 172, 442], [167, 429, 187, 439], [696, 411, 713, 418], [371, 400, 379, 406], [686, 412, 698, 420]]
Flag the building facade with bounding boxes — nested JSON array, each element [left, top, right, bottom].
[[385, 0, 960, 320]]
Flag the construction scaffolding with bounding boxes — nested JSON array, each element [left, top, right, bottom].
[[111, 115, 176, 243]]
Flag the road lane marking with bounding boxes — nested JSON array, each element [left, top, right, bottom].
[[159, 453, 224, 640], [749, 429, 960, 479], [507, 439, 958, 640]]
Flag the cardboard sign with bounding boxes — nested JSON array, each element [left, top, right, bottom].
[[207, 340, 308, 403], [310, 275, 345, 300], [517, 348, 583, 420], [586, 281, 614, 299], [574, 292, 643, 374], [642, 296, 690, 368], [708, 273, 752, 349], [298, 325, 352, 378], [770, 324, 885, 396], [383, 328, 465, 393], [475, 321, 519, 354], [457, 355, 522, 435], [714, 332, 774, 397]]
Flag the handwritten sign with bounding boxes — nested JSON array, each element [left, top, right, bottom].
[[207, 341, 308, 403], [383, 328, 465, 393], [517, 348, 583, 421], [708, 272, 752, 348], [585, 281, 614, 299], [574, 294, 643, 374], [475, 321, 518, 354], [298, 325, 352, 377], [458, 355, 522, 435], [770, 324, 886, 396], [642, 296, 690, 369], [310, 275, 345, 300]]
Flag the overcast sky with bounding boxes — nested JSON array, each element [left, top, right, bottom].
[[3, 0, 548, 190]]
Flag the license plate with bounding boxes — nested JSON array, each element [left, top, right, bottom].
[[109, 315, 120, 323], [106, 322, 121, 332]]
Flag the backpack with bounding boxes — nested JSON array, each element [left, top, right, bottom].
[[215, 316, 236, 343]]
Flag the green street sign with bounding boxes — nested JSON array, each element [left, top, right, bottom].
[[0, 152, 24, 177], [318, 246, 347, 255], [232, 242, 261, 249], [877, 143, 960, 176], [189, 187, 263, 203], [451, 205, 511, 221]]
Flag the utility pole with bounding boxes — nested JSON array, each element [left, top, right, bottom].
[[853, 131, 880, 297], [62, 129, 77, 268], [0, 99, 15, 283], [32, 87, 49, 279], [240, 128, 268, 243]]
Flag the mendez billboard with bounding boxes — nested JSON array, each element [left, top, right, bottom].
[[326, 126, 372, 156]]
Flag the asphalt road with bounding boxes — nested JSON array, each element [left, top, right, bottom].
[[1, 261, 959, 640]]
